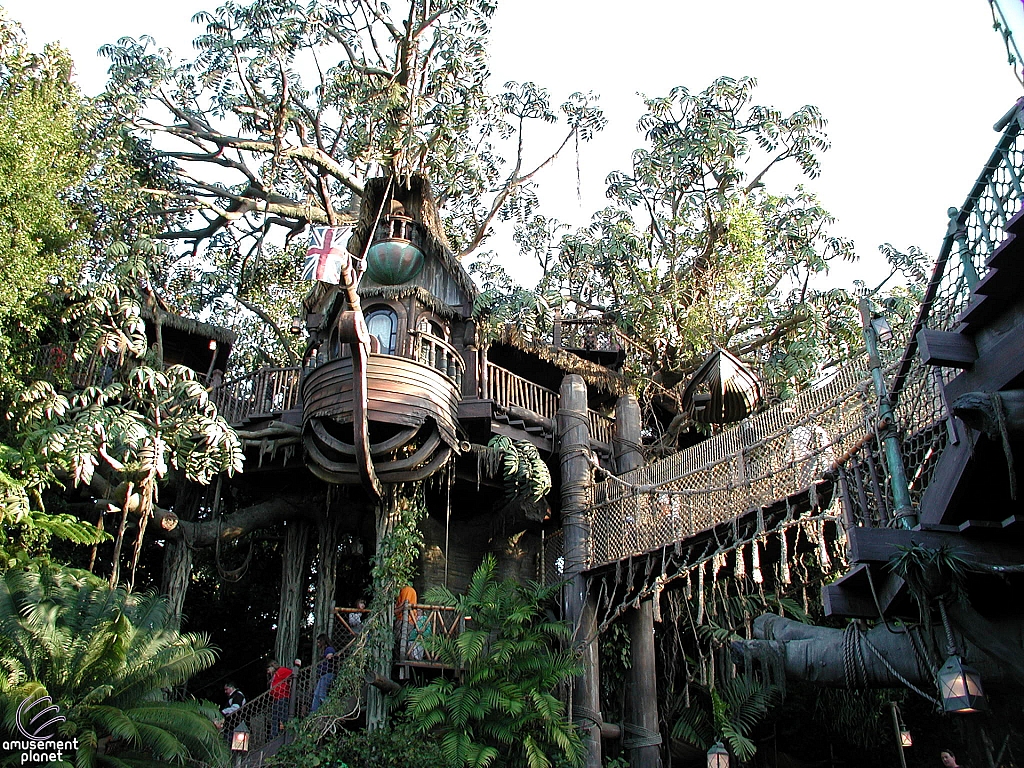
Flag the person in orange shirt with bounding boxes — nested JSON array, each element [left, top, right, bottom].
[[395, 585, 422, 660]]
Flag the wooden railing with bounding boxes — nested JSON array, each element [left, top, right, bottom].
[[396, 603, 469, 669], [212, 367, 301, 424], [408, 330, 465, 388], [589, 411, 615, 446], [31, 344, 132, 391], [485, 362, 558, 421]]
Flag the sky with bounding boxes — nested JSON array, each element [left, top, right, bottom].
[[4, 0, 1023, 287]]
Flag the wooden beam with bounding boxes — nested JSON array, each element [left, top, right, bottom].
[[916, 329, 977, 368], [822, 564, 877, 618], [946, 322, 1024, 401], [847, 527, 1024, 567], [916, 434, 973, 526]]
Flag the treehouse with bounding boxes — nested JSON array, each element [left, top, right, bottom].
[[300, 178, 471, 487]]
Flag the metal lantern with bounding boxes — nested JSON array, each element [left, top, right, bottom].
[[364, 214, 425, 285], [900, 726, 913, 748], [870, 314, 894, 344], [937, 655, 988, 713], [231, 721, 250, 752], [707, 741, 729, 768]]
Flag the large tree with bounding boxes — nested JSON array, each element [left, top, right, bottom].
[[474, 76, 927, 447], [97, 0, 604, 367]]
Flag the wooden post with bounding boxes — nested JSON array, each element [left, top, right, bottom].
[[614, 394, 644, 475], [275, 519, 310, 666], [627, 599, 663, 768], [615, 395, 662, 767], [558, 374, 602, 768]]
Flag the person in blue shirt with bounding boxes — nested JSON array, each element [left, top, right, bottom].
[[310, 634, 336, 712]]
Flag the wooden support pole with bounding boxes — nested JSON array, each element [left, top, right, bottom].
[[615, 394, 645, 475], [627, 599, 663, 768], [558, 374, 602, 768]]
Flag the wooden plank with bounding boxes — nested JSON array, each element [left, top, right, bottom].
[[945, 319, 1024, 401], [847, 526, 1024, 567], [916, 328, 978, 368]]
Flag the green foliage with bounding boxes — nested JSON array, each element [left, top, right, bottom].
[[404, 556, 584, 768], [888, 543, 970, 616], [473, 75, 927, 440], [6, 238, 243, 583], [0, 14, 90, 394], [272, 719, 445, 768], [670, 677, 782, 763], [486, 435, 551, 504], [0, 563, 226, 767]]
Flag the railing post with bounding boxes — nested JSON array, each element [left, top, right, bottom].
[[859, 299, 917, 529]]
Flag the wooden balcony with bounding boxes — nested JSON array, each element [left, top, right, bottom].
[[469, 361, 614, 455], [212, 366, 302, 424], [301, 352, 462, 485]]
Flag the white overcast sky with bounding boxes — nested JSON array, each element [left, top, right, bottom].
[[4, 0, 1023, 287]]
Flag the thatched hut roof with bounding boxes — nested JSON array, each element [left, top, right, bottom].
[[491, 327, 629, 396], [348, 175, 478, 301]]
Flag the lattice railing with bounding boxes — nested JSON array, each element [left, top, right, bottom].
[[861, 103, 1024, 522], [396, 603, 469, 669], [587, 361, 872, 568]]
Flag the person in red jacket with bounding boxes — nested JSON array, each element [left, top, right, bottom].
[[266, 660, 292, 738]]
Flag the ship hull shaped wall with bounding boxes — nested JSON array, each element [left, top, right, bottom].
[[301, 354, 460, 484]]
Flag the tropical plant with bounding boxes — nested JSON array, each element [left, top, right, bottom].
[[10, 239, 243, 588], [0, 563, 226, 767], [404, 556, 584, 768], [670, 676, 782, 763], [271, 717, 445, 768]]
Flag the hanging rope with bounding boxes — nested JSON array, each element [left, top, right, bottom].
[[991, 392, 1018, 500]]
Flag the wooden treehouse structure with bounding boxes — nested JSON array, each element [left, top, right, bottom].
[[105, 102, 1024, 766]]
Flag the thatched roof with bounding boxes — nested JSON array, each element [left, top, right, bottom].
[[140, 307, 238, 346], [492, 327, 629, 396], [348, 175, 478, 301]]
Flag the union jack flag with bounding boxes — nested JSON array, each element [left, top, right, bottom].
[[302, 226, 351, 284]]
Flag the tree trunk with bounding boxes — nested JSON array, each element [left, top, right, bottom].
[[736, 613, 1024, 689], [161, 540, 193, 626], [160, 481, 206, 626], [275, 519, 310, 666], [559, 374, 602, 768], [314, 509, 343, 641]]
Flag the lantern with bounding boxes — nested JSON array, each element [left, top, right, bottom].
[[707, 741, 729, 768], [937, 655, 988, 713], [231, 721, 250, 752], [365, 213, 425, 285]]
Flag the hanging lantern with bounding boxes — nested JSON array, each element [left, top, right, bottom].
[[707, 741, 729, 768], [899, 726, 913, 748], [231, 721, 250, 752], [365, 213, 425, 285], [937, 655, 988, 713]]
